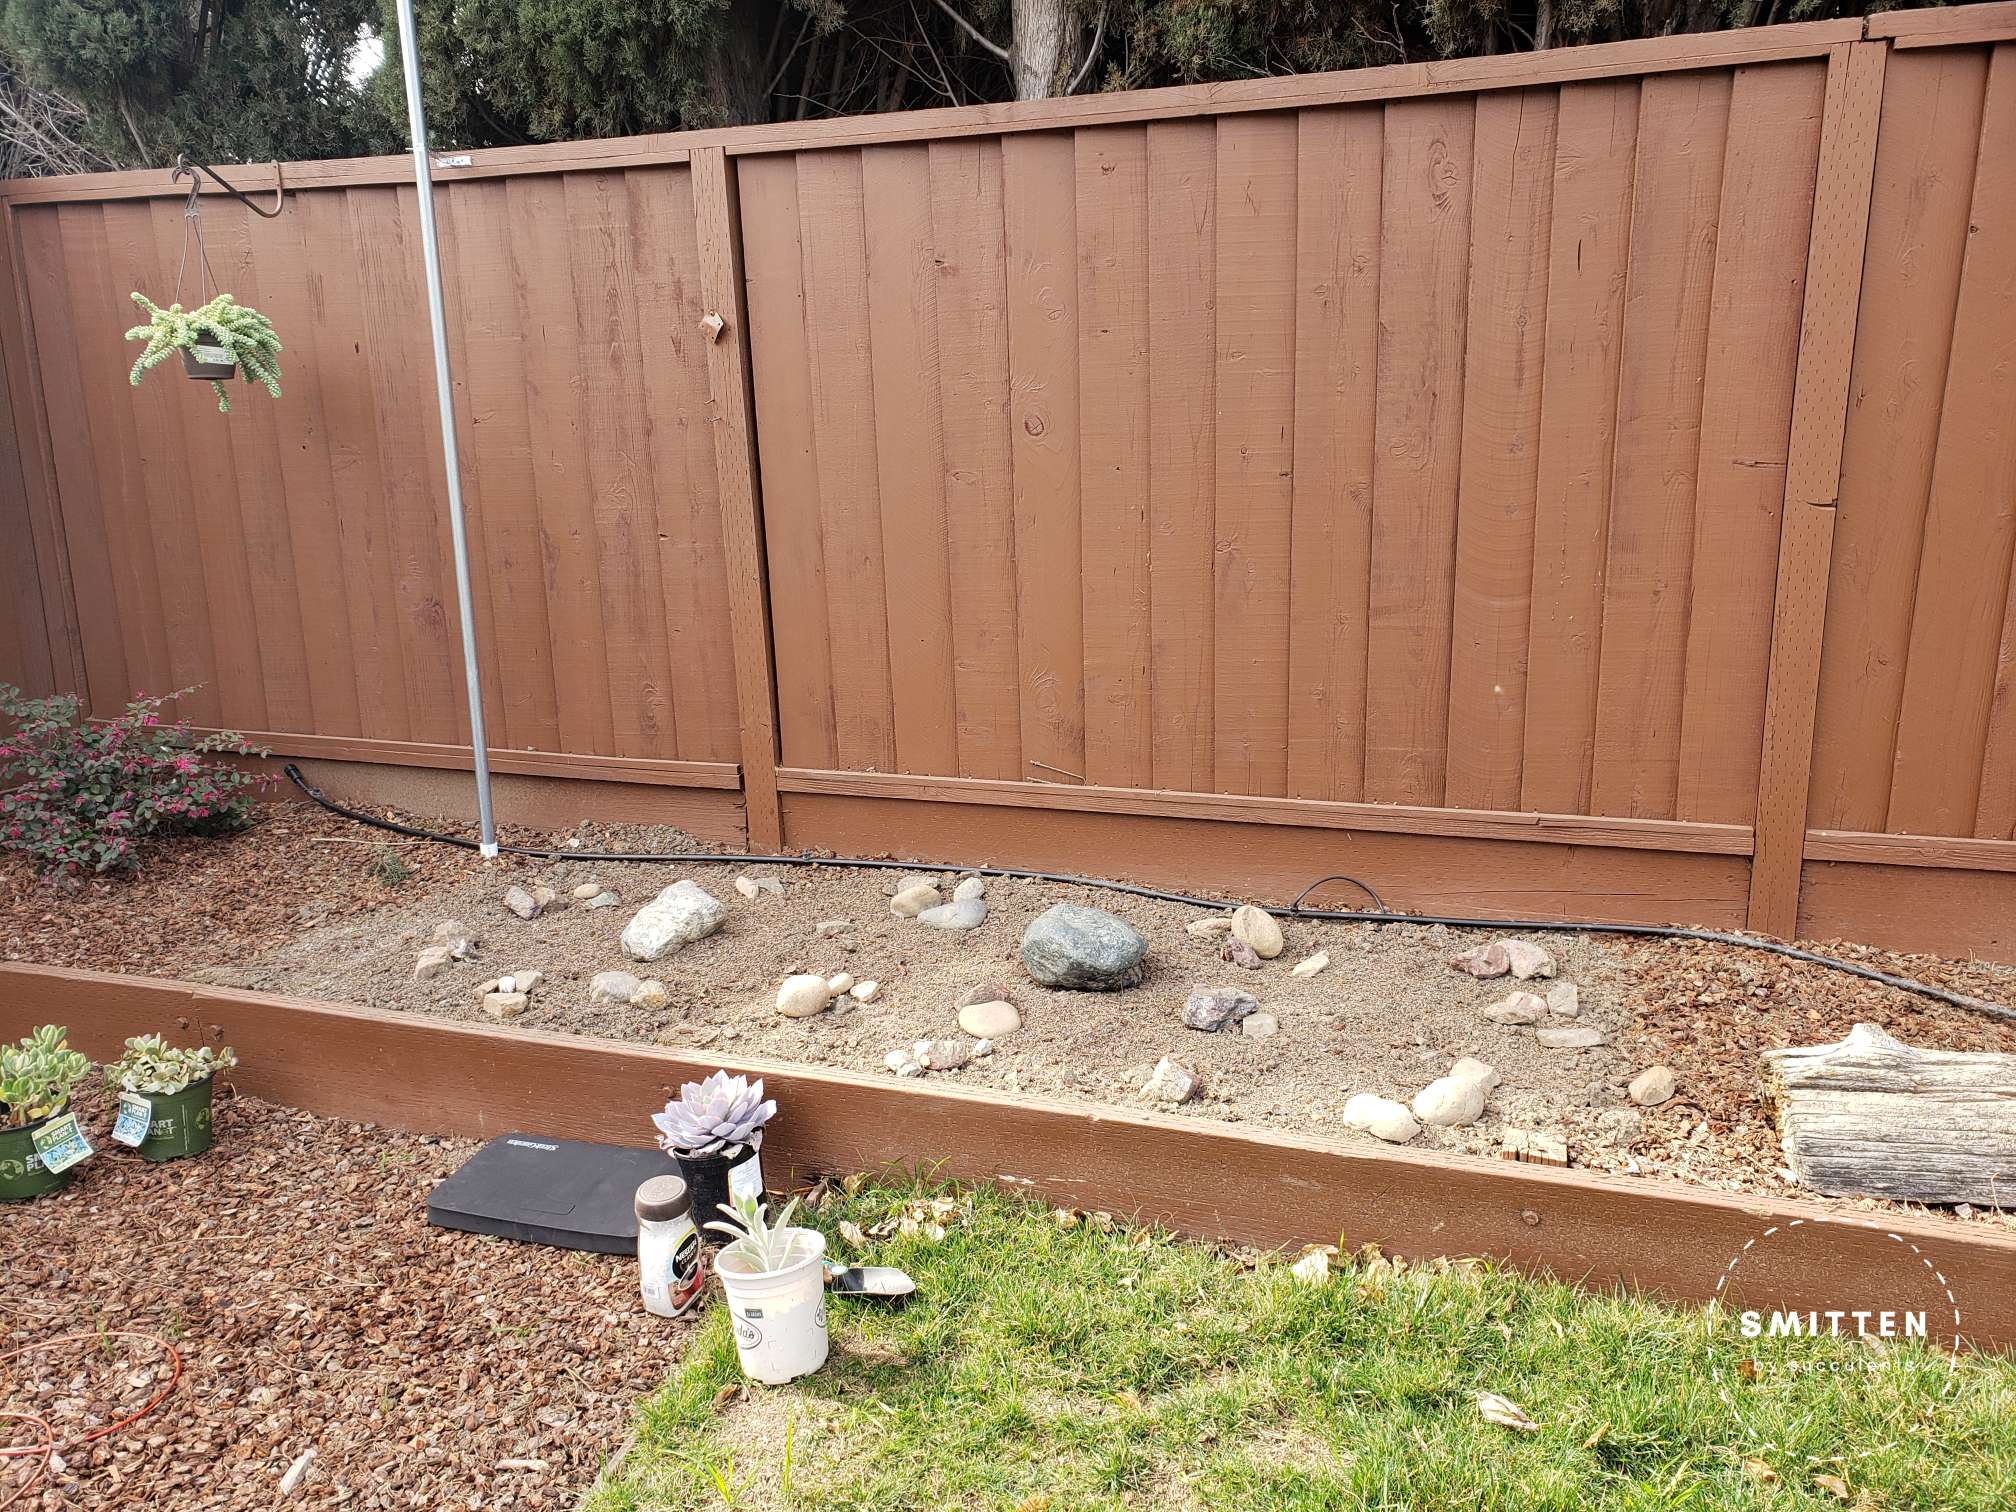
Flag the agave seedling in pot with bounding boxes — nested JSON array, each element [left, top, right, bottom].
[[651, 1071, 775, 1237], [104, 1034, 237, 1162], [706, 1193, 829, 1384], [0, 1025, 91, 1201]]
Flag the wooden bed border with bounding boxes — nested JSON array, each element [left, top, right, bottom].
[[5, 961, 2011, 1351]]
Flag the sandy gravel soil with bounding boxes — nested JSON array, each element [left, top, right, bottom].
[[5, 804, 2015, 1228], [0, 1083, 687, 1510]]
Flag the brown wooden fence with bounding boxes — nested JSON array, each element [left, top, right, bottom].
[[4, 6, 2015, 959]]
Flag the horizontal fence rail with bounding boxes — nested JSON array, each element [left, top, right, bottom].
[[4, 7, 2016, 959]]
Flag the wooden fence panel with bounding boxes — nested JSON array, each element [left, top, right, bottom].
[[742, 65, 1825, 826], [1810, 42, 2016, 842], [10, 169, 743, 768]]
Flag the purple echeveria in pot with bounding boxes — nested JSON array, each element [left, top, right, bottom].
[[652, 1071, 776, 1160]]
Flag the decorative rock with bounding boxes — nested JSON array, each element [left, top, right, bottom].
[[891, 873, 941, 896], [413, 945, 455, 981], [814, 919, 854, 937], [1185, 916, 1234, 937], [571, 882, 606, 901], [973, 1039, 993, 1057], [1412, 1075, 1488, 1128], [734, 874, 784, 900], [918, 897, 987, 931], [1449, 942, 1511, 979], [884, 1048, 922, 1077], [515, 969, 543, 996], [432, 920, 479, 958], [590, 970, 643, 1007], [952, 877, 987, 902], [1482, 991, 1547, 1026], [621, 881, 727, 961], [1449, 1056, 1500, 1090], [958, 999, 1021, 1039], [1628, 1065, 1677, 1106], [1502, 940, 1556, 980], [1536, 1025, 1609, 1050], [1020, 904, 1149, 991], [1290, 1250, 1331, 1286], [1289, 951, 1330, 980], [1229, 904, 1285, 959], [916, 1038, 971, 1071], [503, 884, 557, 921], [1141, 1057, 1200, 1104], [849, 979, 880, 1003], [1545, 982, 1580, 1019], [890, 883, 943, 918], [1342, 1093, 1420, 1144], [630, 979, 672, 1012], [1240, 1012, 1279, 1039], [826, 972, 856, 997], [1220, 939, 1263, 971], [474, 977, 504, 1000], [776, 974, 833, 1019], [483, 991, 529, 1020], [956, 981, 1014, 1010], [1182, 987, 1258, 1033], [1594, 1108, 1643, 1145], [583, 890, 620, 910]]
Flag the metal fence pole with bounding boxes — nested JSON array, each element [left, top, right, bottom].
[[392, 0, 498, 856]]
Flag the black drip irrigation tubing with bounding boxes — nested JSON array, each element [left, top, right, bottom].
[[282, 764, 2016, 1025]]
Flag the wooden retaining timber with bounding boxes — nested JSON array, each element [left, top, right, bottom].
[[6, 961, 2012, 1352]]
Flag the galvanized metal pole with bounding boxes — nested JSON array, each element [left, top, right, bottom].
[[392, 0, 498, 856]]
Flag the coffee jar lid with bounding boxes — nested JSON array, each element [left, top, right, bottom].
[[635, 1174, 691, 1223]]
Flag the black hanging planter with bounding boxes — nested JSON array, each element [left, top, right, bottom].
[[181, 343, 236, 381]]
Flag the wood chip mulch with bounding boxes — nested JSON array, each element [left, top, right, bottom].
[[2, 1084, 694, 1509]]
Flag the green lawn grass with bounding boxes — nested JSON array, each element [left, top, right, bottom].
[[584, 1181, 2016, 1512]]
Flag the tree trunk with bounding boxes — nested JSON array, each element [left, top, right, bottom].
[[1011, 0, 1069, 100], [703, 0, 779, 126], [1763, 1023, 2016, 1208]]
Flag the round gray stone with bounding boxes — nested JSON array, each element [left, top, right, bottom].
[[1019, 903, 1149, 991]]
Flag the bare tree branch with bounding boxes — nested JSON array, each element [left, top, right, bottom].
[[1066, 1, 1108, 94], [933, 0, 1010, 62]]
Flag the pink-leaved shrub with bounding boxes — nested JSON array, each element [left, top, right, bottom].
[[0, 685, 268, 875]]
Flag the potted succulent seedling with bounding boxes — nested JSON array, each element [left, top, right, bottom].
[[103, 1034, 237, 1162], [651, 1071, 775, 1234], [0, 1025, 91, 1201], [124, 292, 283, 413], [706, 1193, 829, 1383]]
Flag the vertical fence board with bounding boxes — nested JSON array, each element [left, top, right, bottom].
[[1144, 119, 1218, 795], [1285, 107, 1381, 804], [1210, 113, 1299, 799], [861, 145, 960, 776], [1520, 81, 1638, 816], [1074, 126, 1152, 789], [1886, 45, 2016, 837], [1806, 49, 1986, 833], [1002, 131, 1087, 788], [1590, 71, 1731, 821], [1367, 97, 1474, 806], [1676, 63, 1827, 826], [930, 139, 1024, 781], [1445, 89, 1556, 813]]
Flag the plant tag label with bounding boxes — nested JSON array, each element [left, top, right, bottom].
[[192, 344, 233, 365], [31, 1112, 93, 1174], [729, 1150, 765, 1203], [112, 1092, 154, 1148]]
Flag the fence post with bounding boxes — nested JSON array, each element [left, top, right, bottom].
[[0, 201, 82, 698], [1746, 39, 1887, 939], [691, 146, 785, 852]]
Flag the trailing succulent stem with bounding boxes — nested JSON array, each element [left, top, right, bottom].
[[0, 1025, 89, 1128], [124, 292, 283, 413]]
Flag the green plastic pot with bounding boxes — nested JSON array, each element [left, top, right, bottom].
[[132, 1076, 216, 1162], [0, 1106, 78, 1201]]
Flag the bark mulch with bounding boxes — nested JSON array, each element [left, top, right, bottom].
[[1, 1083, 691, 1510]]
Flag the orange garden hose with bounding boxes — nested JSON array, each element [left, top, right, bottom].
[[0, 1332, 183, 1510]]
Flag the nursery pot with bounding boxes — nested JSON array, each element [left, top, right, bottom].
[[132, 1076, 216, 1162], [716, 1229, 828, 1385], [675, 1145, 765, 1235], [0, 1107, 77, 1202], [181, 344, 237, 381]]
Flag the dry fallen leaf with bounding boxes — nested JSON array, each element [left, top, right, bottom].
[[1813, 1473, 1851, 1501], [1476, 1391, 1540, 1433], [838, 1220, 867, 1248], [1053, 1208, 1081, 1229], [1742, 1457, 1779, 1485], [1014, 1495, 1050, 1512], [1289, 1250, 1331, 1286], [1580, 1422, 1609, 1449]]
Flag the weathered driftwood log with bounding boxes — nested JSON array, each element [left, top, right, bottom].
[[1763, 1023, 2016, 1207]]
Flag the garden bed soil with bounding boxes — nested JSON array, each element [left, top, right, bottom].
[[5, 804, 2015, 1232], [0, 1082, 682, 1510]]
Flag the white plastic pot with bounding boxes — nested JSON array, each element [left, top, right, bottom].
[[714, 1228, 828, 1384]]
